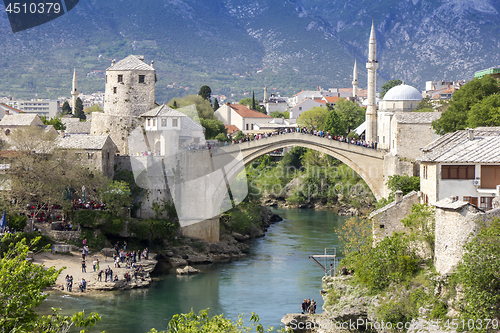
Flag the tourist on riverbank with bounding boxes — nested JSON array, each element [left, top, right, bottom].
[[96, 258, 100, 271], [81, 259, 86, 273], [97, 270, 103, 282], [93, 258, 97, 272], [79, 278, 87, 292], [308, 300, 316, 314], [301, 299, 308, 314]]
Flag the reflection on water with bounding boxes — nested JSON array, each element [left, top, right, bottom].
[[39, 208, 348, 332]]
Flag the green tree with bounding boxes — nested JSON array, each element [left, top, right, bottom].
[[387, 175, 420, 196], [415, 96, 433, 111], [280, 146, 307, 170], [400, 204, 435, 259], [252, 91, 256, 110], [324, 109, 343, 134], [0, 235, 101, 332], [456, 219, 500, 325], [73, 97, 86, 120], [239, 98, 253, 107], [338, 217, 372, 254], [168, 95, 215, 121], [198, 85, 212, 101], [61, 101, 71, 115], [40, 116, 66, 130], [297, 106, 328, 130], [200, 118, 226, 139], [101, 180, 132, 216], [467, 94, 500, 128], [270, 111, 289, 119], [332, 98, 365, 134], [381, 79, 403, 99], [148, 309, 279, 333], [213, 98, 220, 111], [432, 76, 500, 134]]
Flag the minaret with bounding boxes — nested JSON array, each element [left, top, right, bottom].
[[365, 20, 379, 144], [264, 86, 268, 103], [352, 60, 359, 98], [71, 68, 79, 114]]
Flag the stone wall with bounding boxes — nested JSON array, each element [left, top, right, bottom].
[[48, 230, 81, 242], [370, 191, 420, 242], [420, 162, 438, 204], [91, 113, 140, 155], [434, 201, 483, 275]]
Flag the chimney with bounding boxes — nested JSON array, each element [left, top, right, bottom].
[[111, 59, 116, 66], [151, 60, 154, 68], [395, 190, 403, 202], [5, 109, 9, 115], [467, 128, 474, 140]]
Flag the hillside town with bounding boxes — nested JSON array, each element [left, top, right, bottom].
[[1, 18, 500, 333]]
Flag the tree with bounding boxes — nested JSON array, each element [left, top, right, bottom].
[[0, 235, 101, 332], [432, 76, 500, 134], [148, 309, 280, 333], [101, 180, 132, 216], [400, 204, 435, 259], [61, 101, 71, 115], [4, 127, 106, 226], [200, 118, 226, 139], [213, 98, 220, 111], [239, 98, 253, 107], [338, 217, 372, 254], [239, 97, 265, 114], [297, 106, 328, 130], [467, 94, 500, 128], [331, 98, 365, 134], [40, 116, 66, 130], [73, 97, 86, 120], [198, 85, 212, 101], [252, 91, 256, 110], [386, 175, 420, 196], [168, 95, 215, 121], [381, 79, 403, 99], [270, 111, 289, 119], [456, 219, 500, 323]]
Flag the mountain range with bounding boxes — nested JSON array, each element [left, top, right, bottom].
[[0, 0, 499, 103]]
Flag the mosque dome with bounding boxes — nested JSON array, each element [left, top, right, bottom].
[[383, 84, 422, 101]]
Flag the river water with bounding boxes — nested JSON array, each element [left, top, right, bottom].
[[40, 208, 348, 332]]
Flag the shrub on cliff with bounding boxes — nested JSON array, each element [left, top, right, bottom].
[[455, 218, 500, 325], [345, 233, 420, 292]]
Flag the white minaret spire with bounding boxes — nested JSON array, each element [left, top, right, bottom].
[[264, 85, 268, 103], [71, 68, 79, 114], [365, 20, 379, 145], [352, 60, 358, 98]]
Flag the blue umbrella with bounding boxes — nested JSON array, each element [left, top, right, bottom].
[[0, 211, 6, 232]]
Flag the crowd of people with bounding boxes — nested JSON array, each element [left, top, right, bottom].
[[300, 299, 317, 314]]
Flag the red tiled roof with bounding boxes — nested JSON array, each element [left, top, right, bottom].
[[230, 104, 271, 118], [225, 125, 240, 134], [0, 103, 24, 113], [313, 98, 327, 104], [324, 96, 341, 103]]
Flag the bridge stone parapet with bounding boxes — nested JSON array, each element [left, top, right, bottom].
[[213, 133, 387, 200]]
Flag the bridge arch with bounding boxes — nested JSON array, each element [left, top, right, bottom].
[[213, 133, 386, 201]]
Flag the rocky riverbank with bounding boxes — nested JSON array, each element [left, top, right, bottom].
[[155, 206, 283, 270]]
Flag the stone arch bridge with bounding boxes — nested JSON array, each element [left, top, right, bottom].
[[212, 132, 386, 200]]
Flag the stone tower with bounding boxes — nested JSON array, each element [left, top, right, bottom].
[[365, 21, 379, 144], [71, 68, 79, 113], [352, 60, 358, 98], [91, 55, 156, 154]]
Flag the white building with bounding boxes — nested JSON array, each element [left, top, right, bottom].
[[5, 99, 60, 118], [214, 103, 272, 133], [139, 104, 206, 155], [419, 127, 500, 210], [289, 98, 325, 120]]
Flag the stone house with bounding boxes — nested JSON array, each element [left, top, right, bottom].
[[0, 113, 58, 141], [57, 135, 118, 178], [433, 197, 484, 274], [214, 103, 272, 133], [0, 103, 23, 119], [418, 127, 500, 209]]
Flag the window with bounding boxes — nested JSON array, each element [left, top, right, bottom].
[[147, 118, 151, 126], [480, 165, 500, 189], [246, 124, 249, 130], [152, 119, 156, 126], [172, 119, 178, 127], [113, 87, 117, 94], [105, 75, 107, 83], [422, 194, 429, 204], [139, 75, 145, 83], [423, 165, 428, 179], [251, 124, 254, 130], [480, 197, 493, 210], [87, 152, 94, 159], [118, 74, 123, 83], [299, 107, 302, 111], [441, 165, 475, 180], [161, 118, 167, 127], [463, 196, 471, 203]]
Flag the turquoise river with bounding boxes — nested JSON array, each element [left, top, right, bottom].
[[40, 208, 349, 332]]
